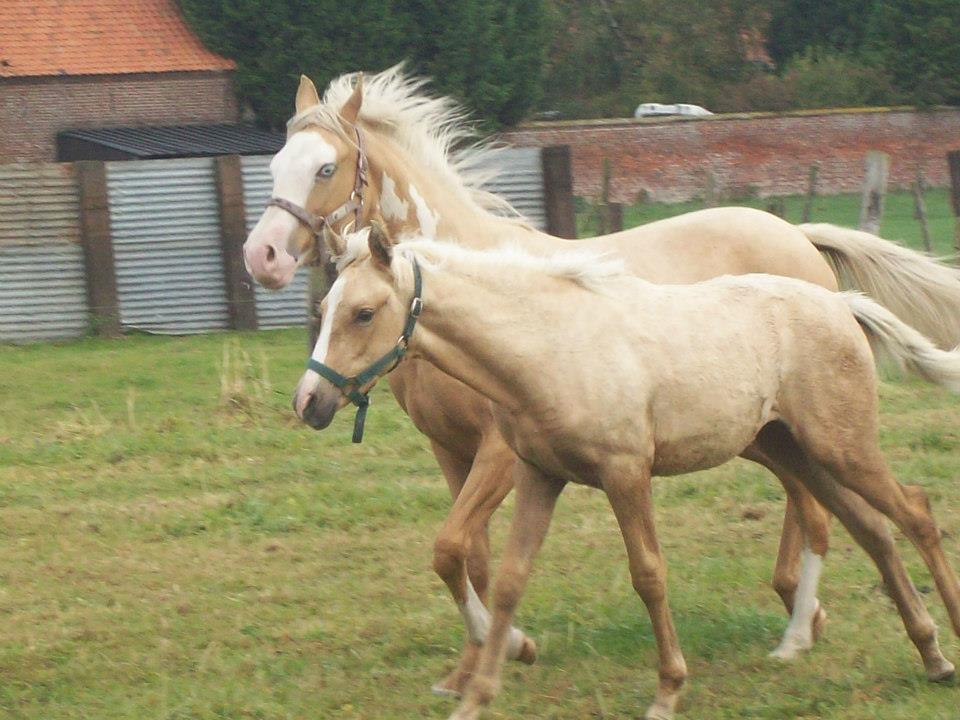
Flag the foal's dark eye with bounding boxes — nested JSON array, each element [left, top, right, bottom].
[[316, 163, 336, 180], [356, 308, 375, 324]]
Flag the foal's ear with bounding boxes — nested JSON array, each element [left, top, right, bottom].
[[339, 74, 364, 125], [323, 225, 347, 259], [367, 220, 393, 269], [295, 75, 320, 113]]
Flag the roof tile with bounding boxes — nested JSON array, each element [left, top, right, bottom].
[[0, 0, 236, 78]]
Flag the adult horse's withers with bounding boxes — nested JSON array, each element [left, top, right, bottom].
[[243, 65, 960, 693], [294, 224, 960, 720]]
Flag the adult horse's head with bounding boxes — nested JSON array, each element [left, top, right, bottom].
[[244, 74, 369, 290], [294, 223, 416, 433]]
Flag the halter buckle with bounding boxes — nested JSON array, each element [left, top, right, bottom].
[[410, 297, 423, 318]]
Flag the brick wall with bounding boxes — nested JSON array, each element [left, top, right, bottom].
[[501, 108, 960, 203], [0, 72, 240, 162]]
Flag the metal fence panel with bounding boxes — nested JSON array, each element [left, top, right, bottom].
[[472, 147, 547, 230], [107, 158, 230, 334], [0, 162, 88, 342], [0, 244, 89, 342], [240, 155, 310, 329]]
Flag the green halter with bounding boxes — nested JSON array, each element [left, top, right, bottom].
[[307, 259, 423, 443]]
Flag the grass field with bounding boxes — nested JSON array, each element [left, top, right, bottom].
[[2, 194, 960, 719]]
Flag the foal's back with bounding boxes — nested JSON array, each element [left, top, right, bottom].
[[504, 273, 874, 482]]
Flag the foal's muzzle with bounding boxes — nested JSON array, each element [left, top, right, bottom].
[[294, 386, 340, 430]]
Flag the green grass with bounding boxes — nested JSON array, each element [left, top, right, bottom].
[[2, 328, 960, 719], [578, 188, 959, 256], [3, 194, 960, 718]]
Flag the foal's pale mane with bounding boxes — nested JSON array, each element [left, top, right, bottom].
[[396, 238, 627, 294], [287, 63, 520, 218]]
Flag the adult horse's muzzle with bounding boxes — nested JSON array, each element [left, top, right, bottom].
[[293, 377, 341, 430]]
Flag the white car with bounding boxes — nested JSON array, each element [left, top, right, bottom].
[[634, 102, 713, 118]]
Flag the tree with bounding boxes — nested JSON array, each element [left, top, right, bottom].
[[766, 0, 874, 67], [176, 0, 547, 130], [863, 0, 960, 106]]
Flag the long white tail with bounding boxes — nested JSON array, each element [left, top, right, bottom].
[[801, 223, 960, 350], [845, 293, 960, 392]]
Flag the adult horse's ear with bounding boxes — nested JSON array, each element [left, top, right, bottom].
[[339, 74, 364, 125], [368, 220, 393, 268], [296, 75, 320, 113], [323, 226, 347, 259]]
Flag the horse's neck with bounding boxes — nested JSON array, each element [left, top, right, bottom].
[[366, 131, 569, 254], [405, 253, 570, 413]]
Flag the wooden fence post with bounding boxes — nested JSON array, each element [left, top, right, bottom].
[[215, 155, 258, 331], [76, 160, 121, 337], [859, 151, 889, 235], [948, 150, 960, 256], [801, 163, 819, 223], [541, 145, 576, 239], [912, 167, 932, 253]]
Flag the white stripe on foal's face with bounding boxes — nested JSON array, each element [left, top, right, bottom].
[[295, 275, 346, 418]]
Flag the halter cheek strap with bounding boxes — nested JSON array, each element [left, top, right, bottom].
[[307, 259, 423, 443]]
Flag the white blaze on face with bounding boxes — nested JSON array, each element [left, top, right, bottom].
[[271, 131, 338, 204], [409, 183, 440, 237], [296, 275, 347, 415], [380, 173, 409, 223]]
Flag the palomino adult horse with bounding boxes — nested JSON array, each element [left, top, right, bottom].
[[244, 65, 960, 693], [294, 224, 960, 720]]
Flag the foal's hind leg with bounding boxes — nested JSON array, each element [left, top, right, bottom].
[[430, 438, 535, 698], [756, 422, 956, 681], [449, 462, 565, 720], [742, 446, 831, 658]]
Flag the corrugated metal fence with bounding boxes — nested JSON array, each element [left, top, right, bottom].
[[1, 147, 552, 342], [0, 163, 89, 342]]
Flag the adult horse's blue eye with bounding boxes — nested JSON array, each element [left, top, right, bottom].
[[316, 163, 336, 179]]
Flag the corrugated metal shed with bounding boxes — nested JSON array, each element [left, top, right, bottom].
[[106, 158, 231, 334], [0, 163, 89, 342], [240, 155, 311, 329], [58, 125, 285, 162], [472, 147, 547, 230]]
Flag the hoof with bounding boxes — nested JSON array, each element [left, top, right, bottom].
[[811, 602, 827, 642], [926, 659, 956, 683], [516, 635, 537, 665], [644, 703, 674, 720], [431, 683, 463, 700]]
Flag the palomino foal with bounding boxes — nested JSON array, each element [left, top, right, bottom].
[[294, 225, 960, 720]]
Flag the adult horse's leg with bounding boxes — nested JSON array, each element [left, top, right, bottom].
[[449, 462, 565, 720], [740, 447, 831, 658], [604, 468, 687, 720], [430, 438, 535, 698], [755, 422, 956, 680]]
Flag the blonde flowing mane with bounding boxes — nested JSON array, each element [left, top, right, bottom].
[[287, 63, 519, 217], [396, 236, 627, 294]]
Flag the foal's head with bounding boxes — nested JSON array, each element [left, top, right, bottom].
[[294, 224, 412, 430], [244, 75, 367, 289]]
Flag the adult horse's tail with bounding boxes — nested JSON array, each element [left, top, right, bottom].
[[845, 293, 960, 392], [800, 223, 960, 349]]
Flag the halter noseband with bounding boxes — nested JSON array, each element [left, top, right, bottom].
[[266, 124, 369, 254], [307, 259, 423, 443]]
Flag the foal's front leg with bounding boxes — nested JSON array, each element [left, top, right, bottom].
[[430, 438, 536, 698], [604, 468, 687, 720], [449, 462, 565, 720]]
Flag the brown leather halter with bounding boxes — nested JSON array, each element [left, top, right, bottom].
[[266, 124, 369, 258]]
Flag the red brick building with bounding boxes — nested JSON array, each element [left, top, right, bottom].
[[0, 0, 239, 162]]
